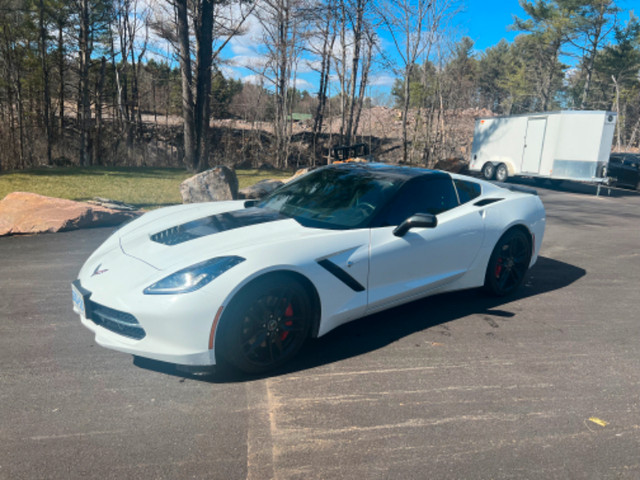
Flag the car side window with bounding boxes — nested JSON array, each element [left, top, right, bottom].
[[454, 179, 482, 204], [377, 176, 459, 226]]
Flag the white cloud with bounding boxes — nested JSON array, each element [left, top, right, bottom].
[[229, 12, 265, 56], [241, 74, 265, 86], [230, 54, 269, 71], [293, 60, 314, 75], [304, 58, 322, 73], [369, 74, 396, 87], [239, 74, 314, 91], [294, 78, 314, 91], [231, 42, 256, 57], [218, 65, 237, 79]]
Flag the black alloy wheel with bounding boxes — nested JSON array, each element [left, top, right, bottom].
[[482, 163, 496, 180], [484, 229, 532, 296], [220, 275, 312, 374]]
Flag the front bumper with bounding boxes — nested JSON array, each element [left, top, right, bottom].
[[73, 280, 146, 340], [72, 268, 226, 367]]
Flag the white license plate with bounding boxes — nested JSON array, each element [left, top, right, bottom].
[[72, 283, 86, 317]]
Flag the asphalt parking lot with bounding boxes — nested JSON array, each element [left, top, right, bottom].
[[1, 184, 639, 479]]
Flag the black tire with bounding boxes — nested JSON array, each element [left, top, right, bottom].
[[495, 163, 508, 182], [484, 229, 532, 297], [217, 274, 313, 374], [482, 163, 496, 180]]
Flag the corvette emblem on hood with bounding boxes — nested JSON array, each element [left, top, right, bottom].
[[91, 264, 109, 277]]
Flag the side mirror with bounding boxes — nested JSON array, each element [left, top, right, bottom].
[[393, 213, 438, 237]]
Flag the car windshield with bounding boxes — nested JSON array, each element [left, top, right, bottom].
[[258, 167, 405, 229]]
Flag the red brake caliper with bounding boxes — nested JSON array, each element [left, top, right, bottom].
[[495, 258, 503, 278], [281, 303, 294, 341]]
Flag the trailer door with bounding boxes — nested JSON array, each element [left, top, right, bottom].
[[521, 118, 546, 173]]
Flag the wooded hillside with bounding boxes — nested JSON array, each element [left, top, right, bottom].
[[0, 0, 638, 173]]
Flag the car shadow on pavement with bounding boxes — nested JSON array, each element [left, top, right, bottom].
[[133, 255, 586, 383]]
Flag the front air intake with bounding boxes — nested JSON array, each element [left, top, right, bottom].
[[89, 301, 146, 340]]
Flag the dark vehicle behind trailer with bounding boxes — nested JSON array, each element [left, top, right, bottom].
[[606, 153, 640, 190]]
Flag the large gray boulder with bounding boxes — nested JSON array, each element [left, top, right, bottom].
[[180, 166, 239, 203]]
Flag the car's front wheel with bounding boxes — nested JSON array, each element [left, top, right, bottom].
[[217, 274, 313, 374], [484, 229, 532, 296]]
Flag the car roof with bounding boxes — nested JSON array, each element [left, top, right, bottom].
[[326, 162, 450, 181]]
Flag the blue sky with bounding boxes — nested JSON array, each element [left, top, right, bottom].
[[360, 0, 531, 101], [225, 0, 534, 100], [219, 0, 637, 101], [458, 0, 638, 52], [457, 0, 528, 52]]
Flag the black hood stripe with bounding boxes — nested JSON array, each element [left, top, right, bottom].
[[151, 207, 286, 246]]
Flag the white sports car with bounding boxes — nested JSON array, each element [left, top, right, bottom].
[[72, 163, 546, 373]]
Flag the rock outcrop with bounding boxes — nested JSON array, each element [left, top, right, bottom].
[[180, 166, 238, 203], [0, 192, 141, 236]]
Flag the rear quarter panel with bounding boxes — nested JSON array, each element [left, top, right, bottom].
[[482, 193, 546, 266]]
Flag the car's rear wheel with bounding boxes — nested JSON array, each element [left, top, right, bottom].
[[482, 162, 495, 180], [218, 274, 312, 374], [484, 229, 532, 296], [495, 163, 508, 182]]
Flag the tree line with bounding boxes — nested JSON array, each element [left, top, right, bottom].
[[0, 0, 638, 173], [390, 1, 640, 164]]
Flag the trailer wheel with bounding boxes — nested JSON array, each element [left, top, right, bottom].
[[495, 163, 508, 182], [481, 163, 495, 180]]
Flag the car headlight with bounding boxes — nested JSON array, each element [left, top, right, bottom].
[[143, 256, 245, 295]]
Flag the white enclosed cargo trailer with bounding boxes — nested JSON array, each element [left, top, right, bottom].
[[468, 110, 617, 183]]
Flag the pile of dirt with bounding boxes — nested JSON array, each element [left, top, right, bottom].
[[42, 105, 494, 170], [209, 106, 494, 166]]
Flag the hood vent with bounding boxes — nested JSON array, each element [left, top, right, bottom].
[[150, 207, 285, 246]]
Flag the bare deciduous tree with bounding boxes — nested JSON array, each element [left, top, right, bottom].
[[255, 0, 309, 168], [307, 0, 337, 157], [37, 0, 53, 165], [378, 0, 434, 163], [161, 0, 254, 172], [331, 0, 375, 146]]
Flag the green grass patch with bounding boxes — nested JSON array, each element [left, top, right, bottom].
[[0, 167, 293, 210]]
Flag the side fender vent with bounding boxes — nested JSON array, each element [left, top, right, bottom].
[[317, 259, 365, 292], [474, 198, 504, 207]]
